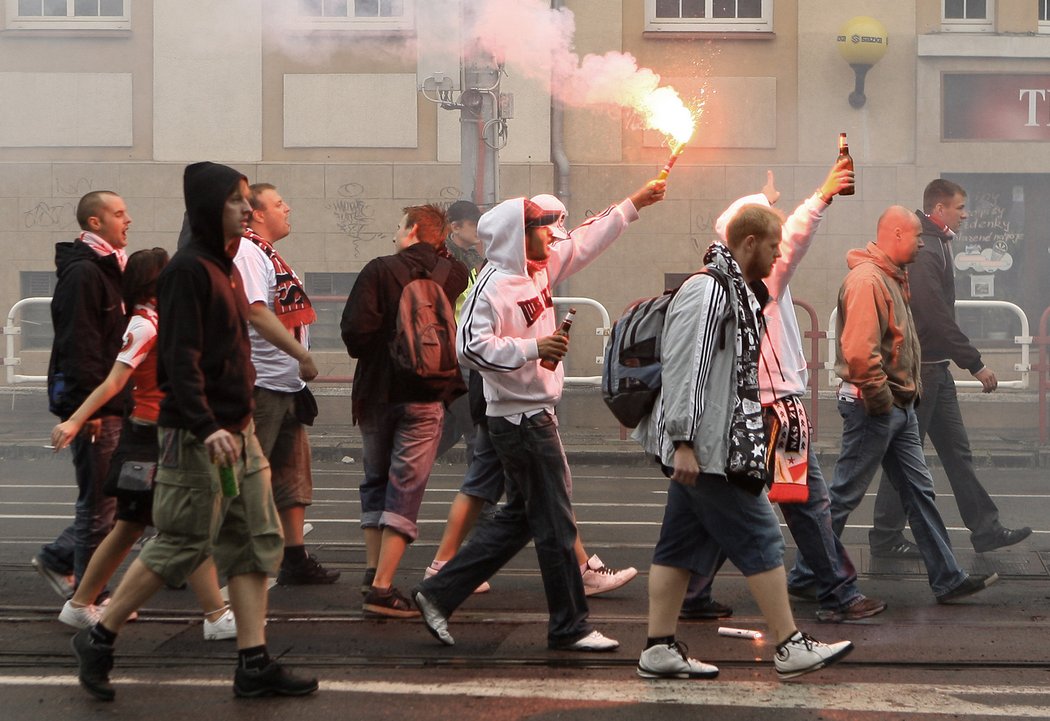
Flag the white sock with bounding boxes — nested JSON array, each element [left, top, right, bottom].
[[430, 559, 446, 571]]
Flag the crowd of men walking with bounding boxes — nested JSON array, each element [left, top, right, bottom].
[[34, 158, 1029, 702]]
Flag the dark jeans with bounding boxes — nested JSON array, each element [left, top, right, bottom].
[[685, 443, 862, 611], [790, 398, 966, 596], [869, 362, 1001, 551], [417, 411, 591, 648], [39, 414, 121, 587]]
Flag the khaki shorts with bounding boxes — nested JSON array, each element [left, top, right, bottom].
[[252, 386, 313, 510], [138, 421, 283, 586]]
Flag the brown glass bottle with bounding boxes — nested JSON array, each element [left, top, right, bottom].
[[540, 308, 576, 371], [838, 133, 855, 196]]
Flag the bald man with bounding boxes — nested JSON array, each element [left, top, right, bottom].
[[789, 206, 998, 604]]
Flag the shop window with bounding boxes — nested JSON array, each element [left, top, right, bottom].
[[645, 0, 771, 33], [305, 272, 357, 350], [5, 0, 129, 30], [942, 0, 994, 32]]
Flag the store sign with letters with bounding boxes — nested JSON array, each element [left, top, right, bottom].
[[943, 74, 1050, 141]]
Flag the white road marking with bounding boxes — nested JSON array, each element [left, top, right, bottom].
[[1, 675, 1048, 716]]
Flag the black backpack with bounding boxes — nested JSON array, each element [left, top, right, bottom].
[[602, 267, 730, 428]]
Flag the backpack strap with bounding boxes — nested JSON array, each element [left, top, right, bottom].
[[379, 255, 413, 290]]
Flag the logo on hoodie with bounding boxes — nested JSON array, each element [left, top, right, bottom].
[[517, 287, 553, 327]]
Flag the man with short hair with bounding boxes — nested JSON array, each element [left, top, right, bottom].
[[791, 206, 999, 605], [36, 191, 132, 600], [341, 204, 469, 617], [634, 205, 852, 681], [868, 180, 1031, 558], [72, 162, 318, 701], [412, 180, 664, 653], [234, 183, 338, 585]]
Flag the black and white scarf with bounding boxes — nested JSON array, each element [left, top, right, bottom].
[[703, 242, 771, 494]]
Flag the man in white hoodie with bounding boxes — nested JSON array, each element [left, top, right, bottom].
[[413, 180, 665, 651]]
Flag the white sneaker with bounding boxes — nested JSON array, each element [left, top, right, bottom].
[[581, 554, 637, 597], [413, 589, 454, 646], [203, 607, 237, 641], [774, 631, 853, 680], [558, 630, 619, 652], [59, 600, 101, 630], [637, 641, 719, 679], [424, 560, 491, 594]]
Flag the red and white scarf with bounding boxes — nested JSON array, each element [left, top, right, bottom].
[[79, 231, 127, 271], [244, 228, 316, 338]]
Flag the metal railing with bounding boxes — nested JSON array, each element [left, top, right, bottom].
[[825, 300, 1032, 390], [4, 297, 50, 385]]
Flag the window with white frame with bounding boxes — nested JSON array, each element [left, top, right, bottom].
[[298, 0, 413, 31], [5, 0, 129, 30], [645, 0, 772, 33], [1040, 0, 1050, 33], [942, 0, 994, 32]]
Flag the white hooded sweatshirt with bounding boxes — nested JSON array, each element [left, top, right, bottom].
[[457, 196, 639, 418]]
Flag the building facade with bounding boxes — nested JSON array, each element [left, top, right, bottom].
[[2, 0, 1048, 388]]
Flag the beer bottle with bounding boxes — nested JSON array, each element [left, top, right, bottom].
[[838, 133, 855, 196], [540, 308, 576, 371]]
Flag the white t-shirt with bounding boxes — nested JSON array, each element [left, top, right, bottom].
[[234, 238, 308, 393]]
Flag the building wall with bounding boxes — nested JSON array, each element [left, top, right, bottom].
[[1, 0, 1048, 390]]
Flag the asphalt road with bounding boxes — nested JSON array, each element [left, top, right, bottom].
[[2, 456, 1050, 720]]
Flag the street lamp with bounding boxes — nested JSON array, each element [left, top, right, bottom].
[[836, 16, 889, 109]]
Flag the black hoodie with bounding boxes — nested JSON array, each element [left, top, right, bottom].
[[46, 239, 126, 419], [156, 162, 254, 441]]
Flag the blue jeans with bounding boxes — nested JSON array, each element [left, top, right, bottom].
[[686, 443, 862, 611], [39, 414, 121, 588], [417, 411, 592, 648], [869, 362, 1001, 550], [790, 398, 967, 597], [359, 401, 444, 541], [458, 422, 506, 505]]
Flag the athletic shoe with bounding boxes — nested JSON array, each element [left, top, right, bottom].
[[936, 573, 999, 604], [277, 555, 340, 585], [413, 589, 454, 646], [71, 627, 115, 701], [972, 526, 1032, 553], [362, 585, 420, 618], [59, 600, 102, 630], [581, 554, 637, 597], [774, 631, 853, 680], [424, 561, 491, 594], [815, 595, 887, 623], [552, 630, 619, 652], [679, 598, 733, 620], [32, 554, 73, 599], [203, 607, 237, 641], [870, 540, 921, 559], [233, 660, 319, 698], [637, 641, 719, 679]]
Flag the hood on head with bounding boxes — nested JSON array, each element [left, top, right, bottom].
[[183, 162, 247, 258], [847, 242, 908, 284], [715, 193, 770, 242], [478, 197, 558, 277]]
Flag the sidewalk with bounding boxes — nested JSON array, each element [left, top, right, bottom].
[[2, 384, 1046, 467]]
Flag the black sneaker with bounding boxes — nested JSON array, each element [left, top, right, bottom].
[[362, 586, 420, 618], [277, 555, 341, 586], [870, 540, 922, 559], [679, 598, 733, 620], [71, 628, 115, 701], [360, 567, 376, 596], [233, 660, 319, 698], [972, 526, 1032, 553], [936, 573, 999, 604]]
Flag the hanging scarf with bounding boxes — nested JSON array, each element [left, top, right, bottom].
[[244, 228, 316, 338], [79, 231, 127, 271], [765, 396, 810, 503], [703, 242, 770, 494]]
